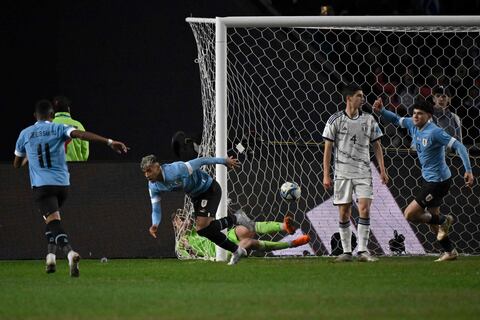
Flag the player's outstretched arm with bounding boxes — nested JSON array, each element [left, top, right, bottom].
[[225, 156, 240, 169], [70, 130, 129, 154], [187, 156, 240, 171]]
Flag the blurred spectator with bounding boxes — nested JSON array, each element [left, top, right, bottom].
[[431, 85, 463, 143], [397, 73, 416, 115], [52, 96, 89, 161]]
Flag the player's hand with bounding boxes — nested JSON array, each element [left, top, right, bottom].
[[323, 176, 332, 189], [380, 171, 389, 185], [225, 156, 240, 169], [372, 98, 384, 113], [464, 172, 474, 188], [149, 224, 158, 238], [110, 141, 129, 154]]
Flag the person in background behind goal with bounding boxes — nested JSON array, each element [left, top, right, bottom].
[[140, 154, 254, 265], [431, 85, 463, 143], [52, 95, 89, 161], [172, 209, 310, 259], [322, 84, 389, 262], [373, 98, 474, 261], [14, 99, 129, 276]]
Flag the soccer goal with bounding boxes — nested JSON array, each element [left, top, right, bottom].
[[180, 16, 480, 261]]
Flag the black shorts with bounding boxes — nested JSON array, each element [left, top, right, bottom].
[[415, 178, 451, 209], [191, 180, 221, 218], [32, 186, 69, 218]]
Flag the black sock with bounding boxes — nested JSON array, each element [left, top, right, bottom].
[[438, 236, 453, 252], [209, 216, 236, 231], [428, 214, 446, 225], [45, 225, 57, 254], [47, 220, 73, 255], [197, 223, 238, 253]]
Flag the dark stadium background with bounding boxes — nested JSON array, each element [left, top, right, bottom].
[[2, 0, 480, 259]]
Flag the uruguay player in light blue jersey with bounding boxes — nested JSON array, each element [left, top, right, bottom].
[[14, 100, 129, 276], [373, 98, 474, 262], [140, 154, 254, 265]]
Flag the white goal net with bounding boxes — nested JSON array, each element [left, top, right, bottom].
[[177, 16, 480, 260]]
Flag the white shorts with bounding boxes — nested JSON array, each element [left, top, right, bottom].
[[333, 178, 374, 205]]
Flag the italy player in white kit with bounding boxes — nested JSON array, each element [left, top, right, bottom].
[[373, 98, 474, 261], [322, 84, 389, 262]]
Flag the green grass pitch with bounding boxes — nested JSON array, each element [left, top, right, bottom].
[[1, 257, 479, 320]]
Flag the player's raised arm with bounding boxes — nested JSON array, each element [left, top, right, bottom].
[[372, 97, 384, 113]]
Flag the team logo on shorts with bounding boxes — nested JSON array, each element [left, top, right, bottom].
[[425, 194, 433, 202], [201, 199, 208, 208], [422, 138, 428, 147]]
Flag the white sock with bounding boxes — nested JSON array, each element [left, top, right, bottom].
[[358, 218, 370, 252], [339, 221, 352, 253], [46, 253, 56, 263], [67, 250, 77, 262]]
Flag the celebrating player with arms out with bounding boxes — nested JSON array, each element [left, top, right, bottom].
[[373, 98, 474, 261], [140, 154, 253, 265], [323, 84, 389, 262]]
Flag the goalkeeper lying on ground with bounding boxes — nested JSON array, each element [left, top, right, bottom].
[[172, 209, 310, 262]]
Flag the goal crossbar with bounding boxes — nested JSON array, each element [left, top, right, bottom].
[[186, 16, 480, 27]]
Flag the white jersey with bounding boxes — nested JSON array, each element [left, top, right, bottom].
[[322, 110, 383, 179]]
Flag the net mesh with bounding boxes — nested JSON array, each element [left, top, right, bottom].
[[179, 20, 480, 260]]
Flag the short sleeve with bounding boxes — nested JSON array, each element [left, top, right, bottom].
[[370, 118, 383, 142], [14, 131, 26, 157], [55, 123, 75, 140], [434, 127, 455, 147], [322, 120, 337, 141], [399, 117, 414, 130]]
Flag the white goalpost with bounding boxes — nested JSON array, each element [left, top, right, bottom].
[[179, 16, 480, 261]]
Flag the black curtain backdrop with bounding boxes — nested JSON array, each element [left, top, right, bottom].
[[0, 162, 184, 259], [3, 0, 266, 162]]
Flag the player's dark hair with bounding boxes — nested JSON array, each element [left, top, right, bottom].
[[432, 85, 452, 97], [35, 99, 54, 117], [52, 95, 71, 112], [413, 100, 434, 115], [342, 84, 363, 99]]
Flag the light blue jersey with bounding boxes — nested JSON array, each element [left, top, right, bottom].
[[381, 109, 472, 182], [148, 157, 227, 225], [15, 121, 75, 187]]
